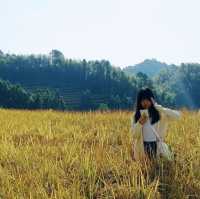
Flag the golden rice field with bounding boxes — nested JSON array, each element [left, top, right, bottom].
[[0, 109, 199, 199]]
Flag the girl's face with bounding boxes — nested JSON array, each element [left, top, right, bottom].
[[141, 99, 152, 109]]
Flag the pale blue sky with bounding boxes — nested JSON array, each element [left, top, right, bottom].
[[0, 0, 200, 67]]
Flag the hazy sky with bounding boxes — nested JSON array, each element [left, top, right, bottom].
[[1, 0, 200, 67]]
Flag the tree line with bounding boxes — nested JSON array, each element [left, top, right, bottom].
[[0, 49, 200, 110], [0, 79, 65, 110]]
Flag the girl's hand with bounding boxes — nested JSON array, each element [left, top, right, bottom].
[[139, 115, 148, 125]]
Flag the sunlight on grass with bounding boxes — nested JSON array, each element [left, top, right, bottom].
[[0, 109, 199, 198]]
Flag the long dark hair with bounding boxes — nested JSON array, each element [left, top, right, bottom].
[[134, 88, 160, 125]]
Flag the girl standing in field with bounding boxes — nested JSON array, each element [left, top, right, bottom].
[[131, 88, 181, 161]]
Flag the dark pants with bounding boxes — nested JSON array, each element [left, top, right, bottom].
[[143, 141, 157, 159]]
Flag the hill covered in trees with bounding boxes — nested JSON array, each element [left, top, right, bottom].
[[0, 49, 200, 110], [0, 50, 137, 110], [154, 64, 200, 108], [123, 59, 171, 77], [0, 79, 65, 110]]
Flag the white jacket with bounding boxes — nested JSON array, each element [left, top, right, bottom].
[[131, 103, 181, 161]]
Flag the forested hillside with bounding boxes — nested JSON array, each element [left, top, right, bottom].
[[0, 79, 65, 110], [123, 59, 170, 77], [154, 64, 200, 108], [0, 49, 200, 110], [0, 50, 137, 110]]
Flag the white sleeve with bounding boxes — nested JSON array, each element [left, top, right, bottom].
[[131, 115, 140, 133], [132, 122, 140, 131], [131, 115, 135, 131], [154, 103, 181, 119]]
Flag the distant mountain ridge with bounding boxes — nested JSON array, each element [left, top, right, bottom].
[[123, 59, 171, 77]]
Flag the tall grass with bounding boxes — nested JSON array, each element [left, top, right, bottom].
[[0, 109, 199, 198]]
